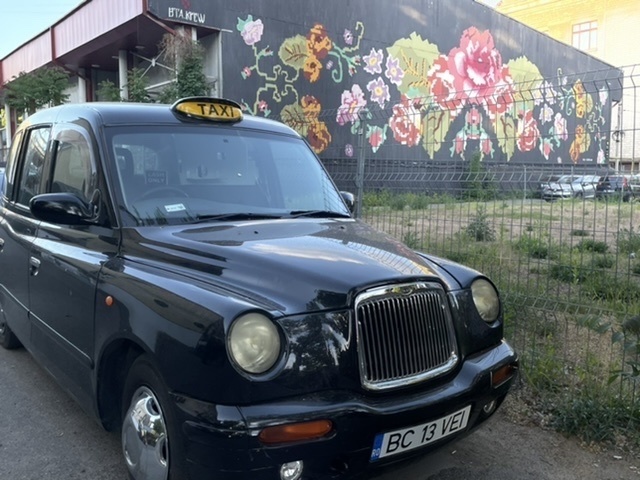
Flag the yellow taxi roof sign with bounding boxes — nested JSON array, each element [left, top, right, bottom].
[[171, 97, 243, 122]]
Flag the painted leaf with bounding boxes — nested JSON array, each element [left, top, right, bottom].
[[279, 35, 309, 71], [236, 15, 253, 33], [387, 33, 440, 97], [280, 103, 308, 136], [506, 56, 543, 114], [497, 115, 516, 161], [422, 109, 452, 159]]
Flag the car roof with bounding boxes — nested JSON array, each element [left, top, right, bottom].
[[17, 101, 300, 137]]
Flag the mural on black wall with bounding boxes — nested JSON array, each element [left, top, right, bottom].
[[235, 15, 609, 166]]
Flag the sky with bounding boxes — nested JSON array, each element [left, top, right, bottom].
[[0, 0, 84, 58]]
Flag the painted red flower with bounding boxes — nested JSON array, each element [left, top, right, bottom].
[[388, 96, 421, 147], [428, 55, 464, 115], [517, 110, 540, 152], [448, 27, 505, 104]]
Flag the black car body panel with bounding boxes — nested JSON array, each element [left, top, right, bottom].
[[0, 99, 517, 480]]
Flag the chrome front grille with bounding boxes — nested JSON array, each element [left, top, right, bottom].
[[355, 282, 458, 391]]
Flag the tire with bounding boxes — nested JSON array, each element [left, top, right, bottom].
[[0, 316, 22, 350], [121, 355, 188, 480]]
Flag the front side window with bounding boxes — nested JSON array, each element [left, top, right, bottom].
[[106, 126, 349, 225], [17, 127, 50, 206], [50, 128, 96, 203]]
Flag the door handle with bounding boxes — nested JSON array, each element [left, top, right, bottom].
[[29, 257, 41, 276]]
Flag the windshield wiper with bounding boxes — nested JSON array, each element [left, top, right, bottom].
[[193, 213, 284, 223], [287, 210, 351, 219]]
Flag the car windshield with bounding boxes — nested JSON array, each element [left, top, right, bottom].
[[106, 125, 350, 225]]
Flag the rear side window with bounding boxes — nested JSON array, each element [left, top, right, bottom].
[[2, 130, 23, 199], [17, 127, 50, 206]]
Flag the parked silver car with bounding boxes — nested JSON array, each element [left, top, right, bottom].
[[541, 174, 600, 201]]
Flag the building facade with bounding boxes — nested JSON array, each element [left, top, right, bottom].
[[1, 0, 623, 171]]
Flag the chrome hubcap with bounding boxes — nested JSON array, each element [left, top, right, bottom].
[[122, 386, 169, 480]]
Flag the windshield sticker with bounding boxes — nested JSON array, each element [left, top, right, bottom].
[[146, 170, 168, 185], [165, 203, 187, 212]]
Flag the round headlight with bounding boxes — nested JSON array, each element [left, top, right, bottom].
[[471, 278, 500, 323], [228, 313, 281, 374]]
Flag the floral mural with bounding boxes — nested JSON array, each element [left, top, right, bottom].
[[236, 15, 609, 165]]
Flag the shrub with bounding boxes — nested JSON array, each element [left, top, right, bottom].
[[465, 206, 496, 241]]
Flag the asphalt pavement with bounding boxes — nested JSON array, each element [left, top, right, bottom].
[[1, 346, 638, 480]]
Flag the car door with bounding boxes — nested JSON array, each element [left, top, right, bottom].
[[28, 125, 119, 405], [0, 127, 47, 346]]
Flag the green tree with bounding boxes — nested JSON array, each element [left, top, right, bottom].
[[96, 79, 121, 102], [3, 67, 70, 114], [157, 32, 209, 103], [127, 68, 153, 103]]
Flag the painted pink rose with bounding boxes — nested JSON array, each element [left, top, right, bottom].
[[427, 55, 464, 114], [554, 112, 568, 141], [336, 84, 366, 126], [485, 66, 514, 118], [517, 110, 540, 152], [448, 27, 504, 104], [241, 18, 264, 46], [388, 96, 421, 147]]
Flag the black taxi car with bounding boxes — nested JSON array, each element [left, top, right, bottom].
[[0, 98, 517, 480]]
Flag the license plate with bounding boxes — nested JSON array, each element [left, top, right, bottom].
[[370, 405, 471, 461]]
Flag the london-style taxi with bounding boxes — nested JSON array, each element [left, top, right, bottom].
[[0, 97, 518, 480]]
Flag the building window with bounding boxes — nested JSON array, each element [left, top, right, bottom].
[[572, 21, 598, 50]]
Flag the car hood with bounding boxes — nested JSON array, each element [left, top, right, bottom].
[[121, 218, 464, 313]]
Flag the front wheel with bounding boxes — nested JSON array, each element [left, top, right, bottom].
[[0, 316, 22, 349], [121, 356, 187, 480]]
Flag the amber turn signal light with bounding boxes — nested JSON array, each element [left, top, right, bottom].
[[492, 363, 517, 387], [258, 419, 333, 445]]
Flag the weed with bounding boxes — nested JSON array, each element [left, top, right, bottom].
[[571, 229, 590, 237], [515, 234, 552, 259], [575, 239, 609, 254], [617, 227, 640, 255], [402, 231, 421, 249], [465, 206, 496, 241], [592, 255, 614, 269], [552, 388, 640, 448], [549, 263, 588, 283]]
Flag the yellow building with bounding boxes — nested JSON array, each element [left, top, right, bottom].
[[497, 0, 640, 66], [496, 0, 640, 170]]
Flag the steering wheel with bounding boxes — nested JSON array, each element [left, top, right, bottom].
[[135, 187, 189, 201]]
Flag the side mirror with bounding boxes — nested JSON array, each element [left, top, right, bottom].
[[340, 191, 355, 213], [30, 192, 97, 225]]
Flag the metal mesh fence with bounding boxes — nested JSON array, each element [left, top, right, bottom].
[[275, 65, 640, 422]]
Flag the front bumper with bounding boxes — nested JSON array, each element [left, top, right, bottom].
[[173, 340, 518, 480]]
